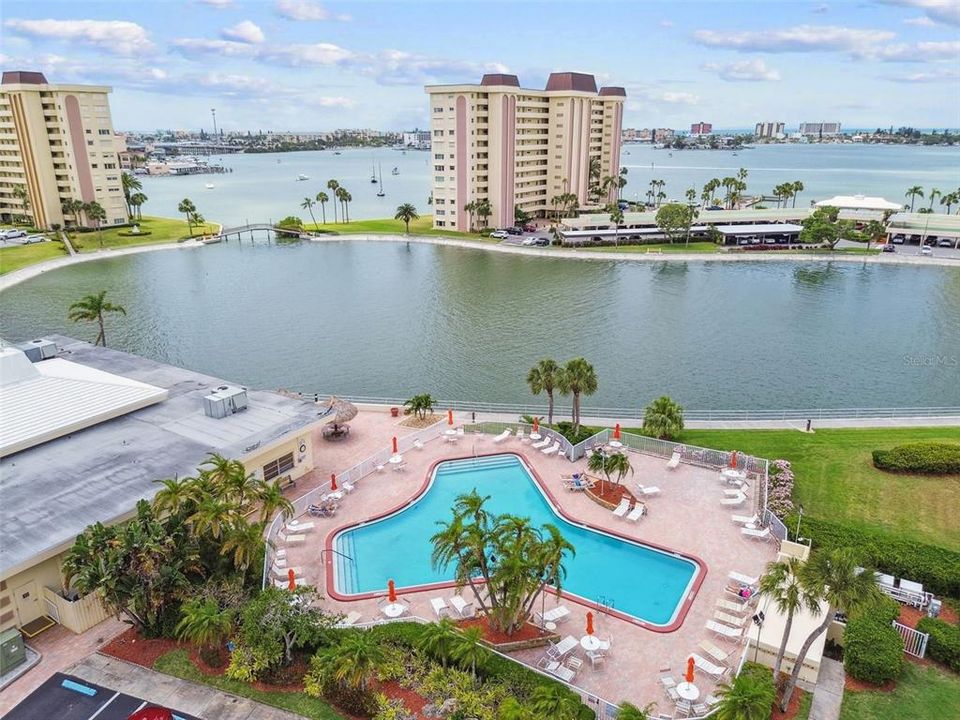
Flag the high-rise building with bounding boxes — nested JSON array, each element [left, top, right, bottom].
[[690, 121, 713, 136], [0, 71, 126, 228], [425, 72, 625, 230], [798, 122, 841, 137], [754, 122, 785, 139], [401, 129, 431, 149]]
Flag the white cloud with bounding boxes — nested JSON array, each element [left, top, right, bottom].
[[172, 38, 257, 57], [200, 0, 235, 7], [812, 3, 829, 13], [903, 15, 937, 26], [258, 42, 358, 66], [659, 20, 674, 28], [3, 18, 153, 56], [658, 91, 699, 105], [692, 25, 895, 57], [884, 67, 960, 82], [871, 39, 960, 61], [368, 51, 509, 86], [702, 58, 781, 81], [275, 0, 349, 21], [880, 0, 960, 27], [222, 20, 265, 44]]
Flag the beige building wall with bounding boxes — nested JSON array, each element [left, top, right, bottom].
[[426, 72, 625, 231], [0, 71, 126, 229]]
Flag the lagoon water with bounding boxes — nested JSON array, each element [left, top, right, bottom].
[[139, 144, 960, 227], [2, 240, 958, 411]]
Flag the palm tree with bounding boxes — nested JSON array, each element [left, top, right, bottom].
[[403, 393, 435, 420], [464, 199, 477, 230], [905, 185, 924, 212], [315, 631, 386, 691], [526, 359, 561, 424], [256, 480, 294, 523], [451, 625, 489, 679], [152, 476, 194, 514], [557, 358, 597, 433], [85, 201, 107, 248], [129, 192, 148, 221], [939, 191, 957, 214], [475, 198, 492, 229], [616, 701, 656, 720], [68, 290, 126, 346], [335, 187, 347, 223], [315, 191, 329, 224], [714, 671, 776, 720], [326, 180, 340, 222], [220, 520, 266, 573], [642, 396, 685, 440], [175, 598, 233, 657], [178, 198, 197, 234], [759, 557, 814, 682], [861, 220, 885, 251], [300, 197, 317, 227], [605, 451, 633, 487], [121, 172, 142, 219], [529, 684, 583, 720], [587, 450, 612, 496], [394, 203, 419, 233], [498, 698, 536, 720], [343, 190, 352, 222], [417, 616, 459, 667], [928, 187, 941, 211], [779, 549, 883, 710], [608, 204, 625, 246], [12, 184, 31, 224], [188, 496, 233, 540], [791, 181, 804, 208]]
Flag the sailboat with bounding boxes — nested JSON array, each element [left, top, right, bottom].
[[391, 166, 399, 176], [376, 163, 385, 197], [370, 159, 378, 184]]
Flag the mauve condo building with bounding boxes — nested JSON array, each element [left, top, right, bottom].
[[425, 72, 625, 230]]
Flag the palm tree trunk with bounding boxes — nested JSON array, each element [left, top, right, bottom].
[[547, 390, 554, 425], [97, 314, 106, 346], [331, 199, 337, 224], [308, 208, 317, 227], [773, 611, 794, 681], [780, 613, 832, 710], [320, 204, 326, 224]]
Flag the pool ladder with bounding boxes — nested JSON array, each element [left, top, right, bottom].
[[595, 595, 616, 614], [321, 546, 358, 593]]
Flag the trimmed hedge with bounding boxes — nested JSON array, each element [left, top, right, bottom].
[[844, 615, 904, 685], [794, 515, 960, 598], [872, 442, 960, 475], [916, 618, 960, 672]]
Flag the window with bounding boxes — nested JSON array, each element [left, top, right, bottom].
[[435, 175, 445, 183], [434, 165, 444, 171], [263, 452, 295, 481], [85, 129, 92, 134], [87, 140, 94, 146], [91, 163, 98, 169], [104, 163, 116, 169], [436, 221, 445, 227], [436, 209, 445, 216], [98, 129, 110, 136], [433, 107, 443, 113]]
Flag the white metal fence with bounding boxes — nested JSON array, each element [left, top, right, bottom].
[[892, 621, 929, 659]]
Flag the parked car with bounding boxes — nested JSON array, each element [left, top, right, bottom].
[[1, 229, 27, 240], [506, 226, 522, 236], [882, 243, 896, 253], [23, 234, 46, 244], [523, 236, 549, 246], [891, 235, 904, 244], [938, 239, 954, 247], [706, 205, 724, 211], [921, 245, 933, 256], [522, 224, 537, 232], [489, 230, 509, 239]]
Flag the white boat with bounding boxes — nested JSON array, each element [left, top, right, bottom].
[[204, 183, 215, 189], [391, 167, 399, 176], [376, 163, 385, 197], [297, 174, 309, 181]]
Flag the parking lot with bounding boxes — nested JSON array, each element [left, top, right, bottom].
[[1, 229, 49, 246]]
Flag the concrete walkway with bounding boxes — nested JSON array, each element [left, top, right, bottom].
[[810, 657, 845, 720], [68, 653, 304, 720]]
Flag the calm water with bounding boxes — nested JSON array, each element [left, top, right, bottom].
[[139, 144, 960, 227], [2, 240, 959, 411], [334, 455, 697, 625]]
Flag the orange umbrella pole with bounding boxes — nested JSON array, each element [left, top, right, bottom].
[[448, 409, 454, 426], [586, 611, 594, 635], [686, 656, 695, 683], [387, 579, 397, 602], [330, 473, 337, 490], [392, 436, 398, 454], [287, 568, 297, 591]]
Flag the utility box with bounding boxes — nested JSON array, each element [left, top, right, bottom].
[[17, 339, 58, 363], [927, 598, 942, 618], [203, 385, 249, 419], [0, 628, 26, 674]]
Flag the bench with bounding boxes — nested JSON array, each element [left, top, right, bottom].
[[276, 474, 296, 491]]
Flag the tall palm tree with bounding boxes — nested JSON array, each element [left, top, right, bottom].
[[927, 187, 941, 211], [474, 198, 492, 229], [779, 549, 882, 710], [129, 192, 148, 221], [605, 451, 633, 487], [315, 191, 329, 224], [175, 598, 233, 655], [526, 359, 561, 424], [335, 187, 348, 223], [939, 191, 957, 214], [714, 671, 776, 720], [758, 557, 814, 682], [905, 185, 924, 212], [300, 197, 317, 227], [188, 496, 233, 540], [315, 631, 386, 691], [343, 190, 352, 222], [178, 198, 197, 234], [68, 290, 126, 347], [256, 480, 294, 523], [152, 476, 194, 514], [220, 520, 265, 573], [616, 702, 656, 720], [608, 204, 625, 246], [85, 201, 107, 248], [70, 198, 86, 227], [587, 450, 612, 495], [121, 172, 142, 219], [529, 684, 583, 720], [557, 358, 597, 433], [464, 199, 477, 230], [394, 203, 419, 233], [417, 616, 458, 667], [326, 180, 340, 222], [451, 625, 489, 679], [11, 184, 31, 224]]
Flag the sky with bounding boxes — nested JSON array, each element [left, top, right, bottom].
[[1, 0, 959, 133]]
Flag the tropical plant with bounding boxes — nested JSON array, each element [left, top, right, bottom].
[[800, 206, 853, 249], [417, 616, 459, 667], [608, 204, 625, 246], [85, 201, 107, 247], [655, 203, 694, 244], [790, 181, 804, 207], [220, 520, 267, 574], [778, 548, 883, 710], [175, 597, 234, 664], [758, 556, 815, 682], [316, 191, 329, 224], [713, 667, 776, 720], [68, 290, 126, 347], [529, 683, 584, 719], [464, 199, 477, 230], [474, 198, 492, 229], [394, 203, 419, 233], [939, 191, 957, 214], [121, 172, 142, 218], [300, 197, 317, 227], [129, 192, 148, 220], [403, 393, 435, 420], [430, 491, 574, 635], [327, 180, 340, 222], [311, 630, 387, 691], [587, 450, 632, 495], [450, 625, 489, 678], [905, 185, 924, 212], [11, 184, 31, 224], [178, 198, 197, 234], [928, 187, 941, 211], [860, 220, 885, 250], [642, 396, 685, 440], [556, 357, 597, 433], [615, 701, 656, 720], [526, 359, 561, 424]]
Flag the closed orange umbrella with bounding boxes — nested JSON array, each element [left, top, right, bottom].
[[533, 417, 539, 433], [729, 450, 738, 468], [388, 579, 397, 603], [686, 656, 695, 683], [448, 409, 454, 426], [392, 436, 398, 454], [330, 473, 337, 490], [288, 568, 296, 591], [586, 611, 594, 636], [614, 423, 621, 440]]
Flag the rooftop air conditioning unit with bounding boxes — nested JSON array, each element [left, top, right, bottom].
[[203, 384, 249, 419], [17, 339, 58, 362]]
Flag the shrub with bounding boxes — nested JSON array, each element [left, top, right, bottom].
[[767, 459, 795, 519], [872, 442, 960, 475], [917, 618, 960, 672], [276, 215, 304, 230], [843, 616, 904, 685], [118, 230, 153, 237], [793, 516, 960, 598], [553, 421, 595, 445]]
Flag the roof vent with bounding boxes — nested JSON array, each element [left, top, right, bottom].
[[203, 385, 249, 419], [17, 339, 58, 363]]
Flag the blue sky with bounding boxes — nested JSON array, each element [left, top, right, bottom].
[[2, 0, 958, 132]]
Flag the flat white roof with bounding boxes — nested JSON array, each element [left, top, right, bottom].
[[815, 195, 902, 211], [714, 223, 804, 235], [0, 347, 168, 457]]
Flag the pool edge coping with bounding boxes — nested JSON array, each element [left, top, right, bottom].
[[322, 450, 707, 634]]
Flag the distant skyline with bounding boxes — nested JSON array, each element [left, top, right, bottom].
[[1, 0, 958, 132]]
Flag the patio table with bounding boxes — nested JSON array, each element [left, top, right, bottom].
[[676, 682, 700, 701], [382, 603, 406, 618], [580, 635, 602, 652]]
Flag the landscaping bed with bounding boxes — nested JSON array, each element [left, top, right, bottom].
[[586, 480, 636, 509], [459, 615, 556, 651]]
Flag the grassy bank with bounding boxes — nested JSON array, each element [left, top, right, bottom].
[[69, 216, 218, 253], [676, 427, 960, 550], [0, 239, 68, 275], [839, 662, 960, 719], [155, 649, 345, 720], [303, 215, 494, 241]]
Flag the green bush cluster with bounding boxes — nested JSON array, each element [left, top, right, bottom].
[[843, 615, 904, 685], [872, 442, 960, 474], [553, 421, 596, 446], [917, 618, 960, 672], [117, 230, 153, 237], [794, 516, 960, 598]]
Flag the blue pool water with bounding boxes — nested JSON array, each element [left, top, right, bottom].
[[333, 454, 699, 626]]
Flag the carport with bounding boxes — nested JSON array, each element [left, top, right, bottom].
[[713, 223, 804, 246]]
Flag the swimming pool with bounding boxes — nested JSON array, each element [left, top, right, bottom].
[[330, 454, 702, 628]]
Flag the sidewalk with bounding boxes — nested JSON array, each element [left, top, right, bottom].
[[810, 657, 845, 720]]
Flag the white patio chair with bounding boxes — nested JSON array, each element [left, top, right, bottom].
[[742, 526, 771, 540], [729, 571, 760, 585], [706, 620, 743, 640], [626, 504, 646, 522], [612, 498, 631, 517], [637, 484, 661, 496], [731, 513, 758, 525], [666, 450, 681, 469], [699, 639, 731, 665], [586, 649, 605, 668], [692, 653, 728, 679], [450, 594, 474, 618], [430, 597, 450, 618], [542, 441, 561, 456]]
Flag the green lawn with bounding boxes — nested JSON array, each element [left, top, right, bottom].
[[303, 215, 495, 241], [69, 216, 218, 253], [578, 241, 721, 254], [0, 239, 68, 275], [839, 662, 960, 719], [154, 649, 345, 720], [675, 427, 960, 550]]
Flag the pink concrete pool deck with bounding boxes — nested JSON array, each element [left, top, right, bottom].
[[280, 410, 776, 712]]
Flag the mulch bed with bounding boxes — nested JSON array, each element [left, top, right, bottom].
[[587, 481, 637, 507], [770, 687, 807, 720], [898, 603, 959, 629], [102, 627, 183, 668], [845, 674, 897, 693], [458, 615, 551, 645], [378, 680, 429, 719]]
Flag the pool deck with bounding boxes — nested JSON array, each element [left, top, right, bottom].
[[281, 410, 777, 712]]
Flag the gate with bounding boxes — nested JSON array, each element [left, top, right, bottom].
[[892, 620, 929, 658]]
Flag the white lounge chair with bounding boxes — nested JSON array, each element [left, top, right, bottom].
[[699, 639, 731, 665], [492, 428, 512, 444], [660, 674, 677, 689], [532, 436, 552, 450], [430, 597, 450, 618], [729, 571, 760, 585], [413, 439, 424, 450], [714, 611, 746, 627], [742, 526, 770, 540], [636, 484, 661, 496], [563, 476, 595, 491], [612, 498, 631, 517], [666, 450, 681, 469], [545, 635, 579, 659], [544, 660, 576, 682], [450, 595, 474, 618], [692, 653, 728, 679], [537, 605, 571, 624], [731, 513, 759, 525], [278, 532, 305, 545], [337, 611, 362, 627], [723, 488, 744, 497], [542, 441, 561, 456], [706, 620, 743, 640], [720, 494, 746, 506], [272, 564, 302, 578], [626, 503, 646, 522], [716, 599, 748, 615], [273, 578, 305, 588], [286, 520, 315, 532]]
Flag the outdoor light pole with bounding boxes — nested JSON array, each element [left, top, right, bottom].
[[795, 504, 805, 542], [211, 108, 218, 137]]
